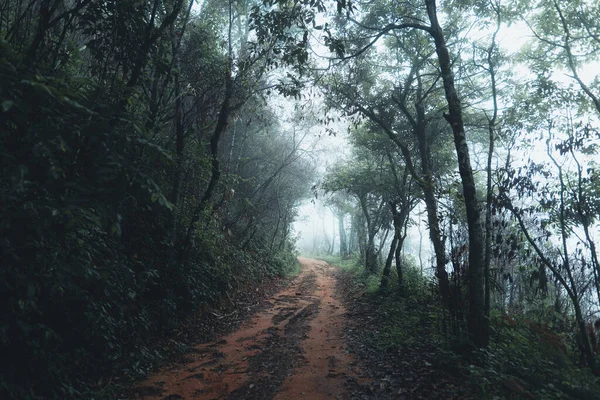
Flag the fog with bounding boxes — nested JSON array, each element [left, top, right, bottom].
[[292, 196, 435, 274]]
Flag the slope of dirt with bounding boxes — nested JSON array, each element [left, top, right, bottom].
[[128, 257, 365, 400]]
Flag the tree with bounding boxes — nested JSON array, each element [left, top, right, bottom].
[[380, 152, 418, 291], [0, 0, 323, 396], [499, 104, 600, 372], [524, 0, 600, 115], [323, 141, 392, 274], [321, 0, 490, 346], [326, 192, 353, 258]]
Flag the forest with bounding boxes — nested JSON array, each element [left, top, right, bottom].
[[1, 0, 599, 399]]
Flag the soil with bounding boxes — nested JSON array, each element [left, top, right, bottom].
[[128, 257, 366, 400], [127, 257, 478, 400]]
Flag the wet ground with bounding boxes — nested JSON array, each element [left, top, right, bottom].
[[130, 257, 364, 400]]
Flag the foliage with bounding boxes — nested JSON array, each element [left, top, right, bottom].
[[314, 0, 600, 372], [467, 313, 600, 399], [333, 255, 600, 399], [0, 0, 317, 397]]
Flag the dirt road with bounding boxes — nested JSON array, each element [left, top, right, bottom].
[[132, 257, 364, 400]]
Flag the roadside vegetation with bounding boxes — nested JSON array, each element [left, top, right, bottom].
[[321, 254, 600, 399], [0, 1, 314, 398]]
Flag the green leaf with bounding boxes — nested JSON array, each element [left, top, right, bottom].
[[1, 100, 13, 112], [1, 100, 14, 112], [61, 96, 93, 113]]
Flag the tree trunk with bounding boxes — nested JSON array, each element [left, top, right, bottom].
[[395, 234, 405, 292], [167, 61, 184, 259], [364, 71, 451, 306], [126, 0, 184, 89], [415, 115, 450, 308], [338, 213, 348, 258], [380, 234, 399, 290], [366, 233, 378, 274], [348, 213, 355, 256], [425, 0, 487, 347], [484, 5, 501, 334], [484, 108, 494, 322], [180, 71, 233, 263], [329, 215, 336, 255], [353, 209, 366, 260], [278, 211, 290, 251], [390, 201, 410, 292], [360, 195, 378, 274]]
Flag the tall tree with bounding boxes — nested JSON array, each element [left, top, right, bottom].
[[323, 0, 488, 346]]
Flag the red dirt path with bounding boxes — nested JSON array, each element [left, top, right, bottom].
[[131, 257, 365, 400]]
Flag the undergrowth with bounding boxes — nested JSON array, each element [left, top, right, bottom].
[[327, 255, 600, 399]]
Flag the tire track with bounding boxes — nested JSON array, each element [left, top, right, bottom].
[[130, 257, 364, 400]]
